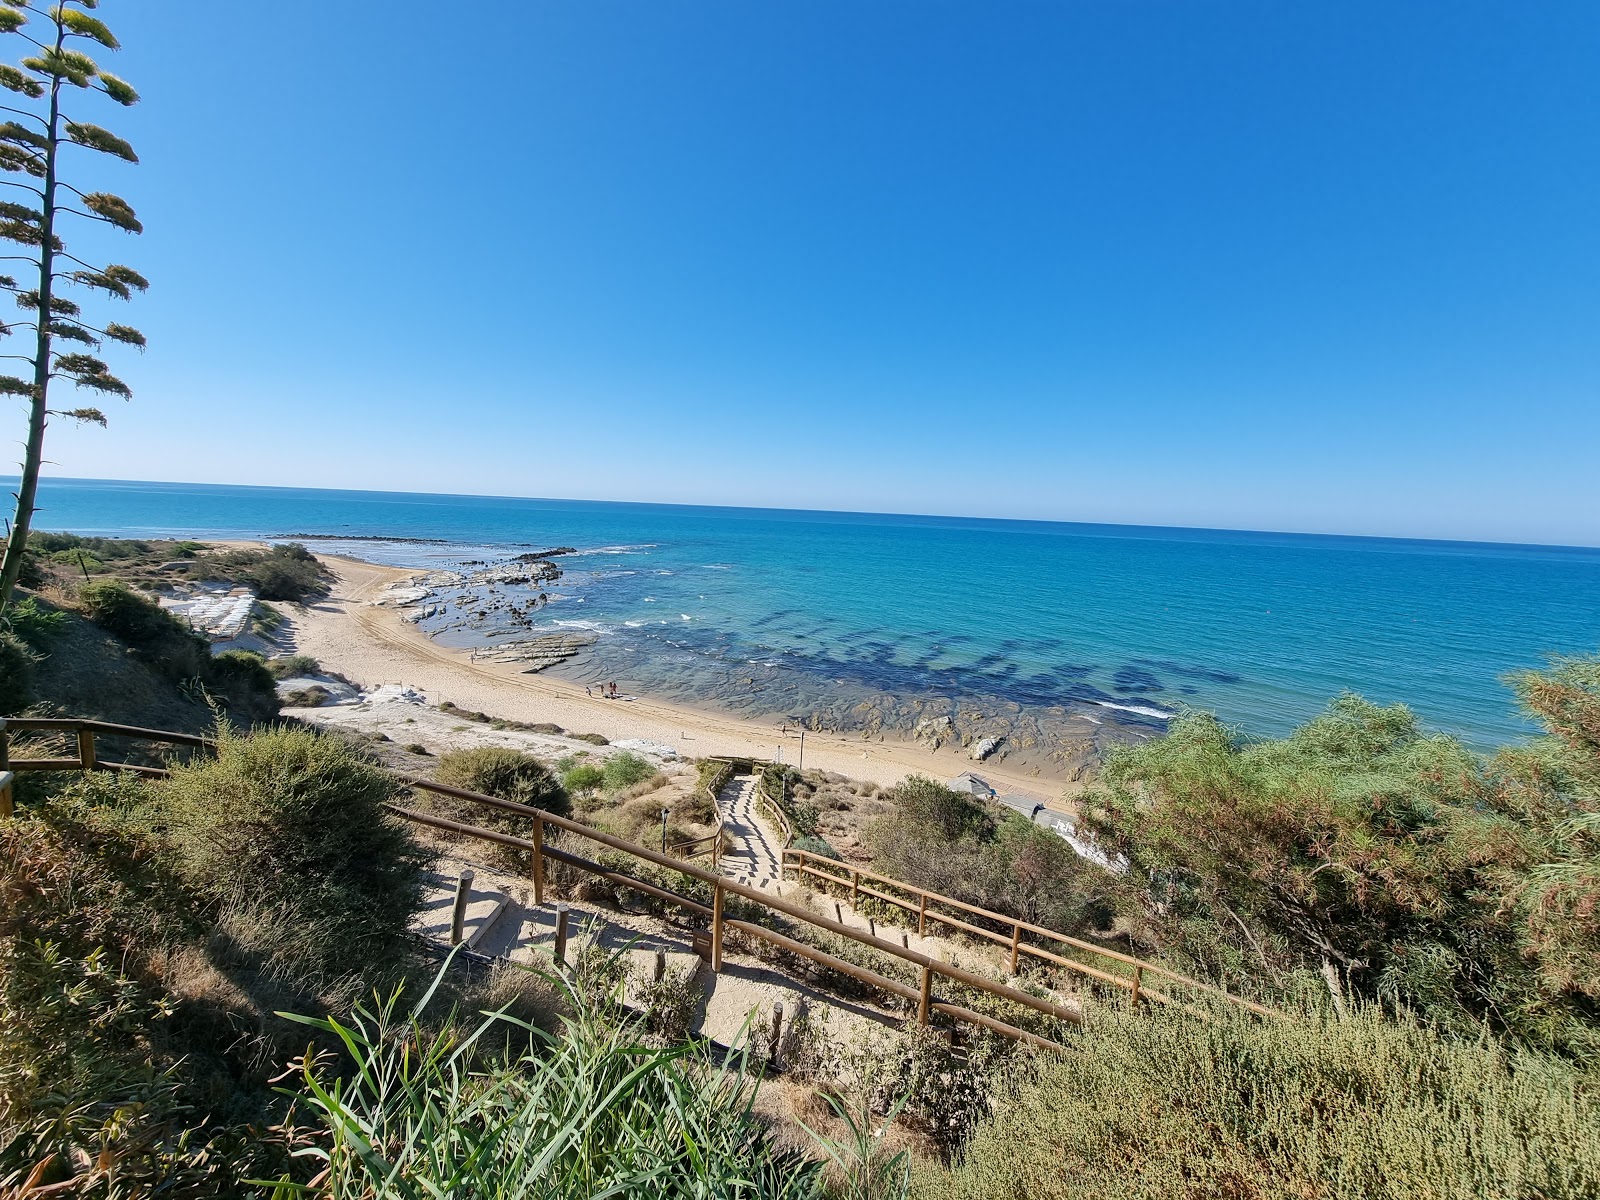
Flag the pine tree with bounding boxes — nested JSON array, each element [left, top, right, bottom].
[[0, 0, 143, 609]]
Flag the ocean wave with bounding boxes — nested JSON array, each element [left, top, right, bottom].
[[1089, 699, 1174, 720], [574, 544, 659, 555], [552, 619, 608, 634], [624, 620, 645, 628], [702, 563, 733, 570]]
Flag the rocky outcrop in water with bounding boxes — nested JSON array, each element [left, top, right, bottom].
[[475, 632, 596, 672]]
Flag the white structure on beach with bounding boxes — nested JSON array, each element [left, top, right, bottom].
[[159, 585, 256, 642], [946, 772, 995, 799]]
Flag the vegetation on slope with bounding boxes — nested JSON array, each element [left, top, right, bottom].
[[22, 532, 332, 601], [1082, 669, 1600, 1058], [914, 1003, 1600, 1200], [863, 775, 1115, 937], [0, 725, 431, 1194]]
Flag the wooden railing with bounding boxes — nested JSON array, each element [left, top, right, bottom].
[[666, 757, 737, 864], [0, 717, 213, 816], [783, 848, 1279, 1020], [391, 775, 1075, 1050], [754, 767, 795, 848], [2, 717, 1282, 1045]]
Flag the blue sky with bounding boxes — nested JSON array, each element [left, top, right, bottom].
[[12, 2, 1600, 544]]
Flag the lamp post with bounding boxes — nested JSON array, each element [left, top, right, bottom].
[[798, 730, 805, 774], [660, 806, 670, 854]]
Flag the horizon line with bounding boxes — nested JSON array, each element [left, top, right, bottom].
[[15, 472, 1600, 555]]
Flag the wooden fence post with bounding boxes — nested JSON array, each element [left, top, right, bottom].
[[917, 892, 927, 936], [851, 869, 860, 909], [711, 881, 725, 972], [769, 1002, 784, 1066], [76, 728, 96, 771], [0, 718, 10, 773], [918, 965, 932, 1026], [554, 903, 570, 965], [1129, 965, 1143, 1010], [450, 870, 475, 946], [0, 771, 13, 821], [531, 814, 546, 904], [1009, 923, 1022, 974]]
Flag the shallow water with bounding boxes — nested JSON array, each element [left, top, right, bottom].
[[22, 476, 1600, 751]]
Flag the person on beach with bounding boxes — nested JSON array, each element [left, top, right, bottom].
[[585, 685, 592, 697]]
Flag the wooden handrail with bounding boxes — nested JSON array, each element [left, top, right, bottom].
[[783, 848, 1278, 1019], [1, 716, 214, 750], [4, 717, 1282, 1039], [386, 800, 1076, 1048]]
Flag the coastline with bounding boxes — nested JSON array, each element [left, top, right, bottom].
[[284, 550, 1084, 812]]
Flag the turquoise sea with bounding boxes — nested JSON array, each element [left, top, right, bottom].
[[15, 476, 1600, 752]]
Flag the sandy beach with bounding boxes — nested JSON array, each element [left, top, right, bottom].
[[283, 552, 1081, 812]]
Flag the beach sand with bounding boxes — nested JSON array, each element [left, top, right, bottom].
[[283, 552, 1081, 813]]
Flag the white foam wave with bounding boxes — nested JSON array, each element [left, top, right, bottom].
[[1090, 699, 1173, 720], [553, 619, 607, 634]]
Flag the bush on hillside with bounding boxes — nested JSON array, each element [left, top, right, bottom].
[[865, 775, 1113, 935], [0, 630, 34, 714], [154, 725, 428, 983], [208, 649, 281, 722], [1082, 677, 1600, 1054], [0, 775, 300, 1192], [602, 751, 655, 793], [282, 963, 825, 1198], [197, 543, 330, 602], [431, 747, 570, 871], [3, 596, 67, 650], [266, 653, 320, 680], [911, 1004, 1600, 1200], [562, 763, 606, 794], [77, 578, 210, 679]]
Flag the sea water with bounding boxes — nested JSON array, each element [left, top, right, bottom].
[[14, 476, 1600, 751]]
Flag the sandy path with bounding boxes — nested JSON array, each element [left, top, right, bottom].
[[717, 775, 784, 887], [285, 554, 1079, 809]]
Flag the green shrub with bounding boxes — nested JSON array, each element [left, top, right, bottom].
[[77, 578, 209, 680], [153, 725, 428, 984], [79, 577, 177, 642], [792, 834, 841, 860], [3, 596, 67, 650], [602, 751, 655, 793], [197, 542, 330, 601], [0, 629, 34, 714], [572, 732, 610, 746], [912, 1005, 1600, 1200], [209, 649, 280, 721], [435, 747, 571, 818], [266, 653, 320, 680], [432, 747, 570, 872], [278, 961, 826, 1198], [562, 763, 606, 793]]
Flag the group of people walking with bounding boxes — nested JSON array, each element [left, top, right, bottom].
[[586, 681, 621, 699]]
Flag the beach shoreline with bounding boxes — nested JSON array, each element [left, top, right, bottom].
[[281, 550, 1084, 811]]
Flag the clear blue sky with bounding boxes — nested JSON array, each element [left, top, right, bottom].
[[14, 2, 1600, 544]]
